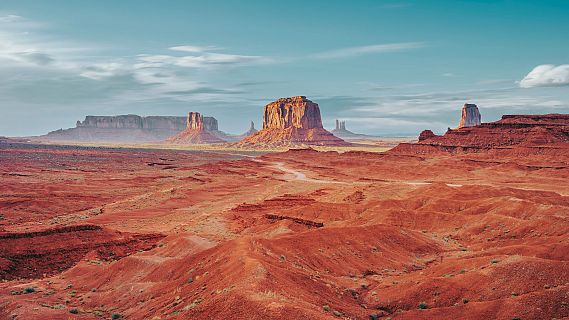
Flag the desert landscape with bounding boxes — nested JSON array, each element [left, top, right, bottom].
[[2, 2, 569, 319], [1, 96, 569, 320]]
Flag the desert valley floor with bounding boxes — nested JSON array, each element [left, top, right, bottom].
[[1, 142, 568, 319]]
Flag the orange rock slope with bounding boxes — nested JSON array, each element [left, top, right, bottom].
[[237, 96, 349, 147]]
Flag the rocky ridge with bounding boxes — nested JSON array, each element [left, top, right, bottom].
[[393, 111, 569, 155]]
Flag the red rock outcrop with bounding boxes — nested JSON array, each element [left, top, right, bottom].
[[392, 113, 569, 154], [418, 129, 436, 141], [458, 103, 481, 128], [167, 112, 225, 144], [238, 96, 349, 147]]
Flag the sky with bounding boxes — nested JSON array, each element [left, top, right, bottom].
[[1, 0, 568, 136]]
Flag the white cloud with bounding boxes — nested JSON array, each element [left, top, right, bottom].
[[519, 64, 569, 88], [169, 45, 218, 53], [137, 52, 268, 69], [0, 14, 23, 23], [310, 42, 425, 59], [80, 62, 128, 80]]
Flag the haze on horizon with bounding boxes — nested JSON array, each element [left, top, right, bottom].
[[1, 0, 568, 137]]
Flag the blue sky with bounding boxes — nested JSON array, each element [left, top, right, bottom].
[[1, 0, 568, 136]]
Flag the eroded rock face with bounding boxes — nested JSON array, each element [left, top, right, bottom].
[[238, 96, 348, 147], [458, 104, 481, 128], [263, 96, 323, 129]]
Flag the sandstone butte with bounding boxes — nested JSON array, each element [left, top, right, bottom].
[[166, 112, 225, 144], [237, 96, 349, 147], [458, 103, 482, 128]]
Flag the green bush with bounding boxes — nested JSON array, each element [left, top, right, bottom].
[[418, 302, 428, 309], [23, 287, 35, 294]]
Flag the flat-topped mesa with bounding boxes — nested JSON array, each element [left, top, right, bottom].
[[263, 96, 323, 129], [167, 112, 225, 144], [203, 117, 219, 131], [43, 115, 188, 143], [237, 96, 349, 147], [458, 103, 481, 128]]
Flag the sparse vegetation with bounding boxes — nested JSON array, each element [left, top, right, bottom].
[[111, 313, 123, 319], [462, 298, 469, 304], [418, 302, 428, 309], [491, 259, 499, 264], [511, 292, 519, 297], [323, 305, 331, 312], [69, 308, 79, 314], [23, 287, 35, 294]]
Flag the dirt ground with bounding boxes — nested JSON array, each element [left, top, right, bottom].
[[1, 142, 568, 319]]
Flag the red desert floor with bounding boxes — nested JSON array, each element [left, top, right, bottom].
[[1, 143, 568, 319]]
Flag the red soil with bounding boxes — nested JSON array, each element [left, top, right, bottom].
[[1, 140, 568, 319]]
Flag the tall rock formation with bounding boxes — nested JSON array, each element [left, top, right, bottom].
[[237, 96, 349, 147], [41, 115, 187, 143], [244, 121, 258, 136], [331, 119, 374, 140], [458, 103, 481, 128], [167, 112, 225, 144]]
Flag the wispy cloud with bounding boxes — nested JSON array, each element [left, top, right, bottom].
[[519, 64, 569, 88], [169, 45, 219, 53], [0, 14, 23, 23], [310, 42, 425, 59]]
